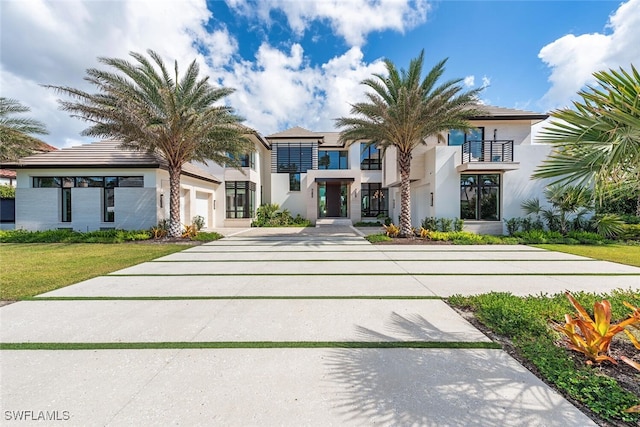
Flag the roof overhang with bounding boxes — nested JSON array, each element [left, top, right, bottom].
[[314, 177, 355, 183]]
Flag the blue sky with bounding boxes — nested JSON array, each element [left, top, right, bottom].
[[1, 0, 638, 148]]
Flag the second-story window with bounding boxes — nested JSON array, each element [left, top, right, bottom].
[[276, 143, 313, 173], [318, 150, 348, 169], [360, 144, 381, 170]]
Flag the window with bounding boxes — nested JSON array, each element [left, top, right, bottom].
[[361, 183, 388, 218], [228, 152, 256, 169], [33, 177, 60, 188], [118, 176, 144, 187], [360, 144, 381, 170], [460, 174, 500, 221], [33, 176, 143, 188], [225, 181, 256, 219], [289, 173, 301, 191], [318, 150, 348, 169], [104, 188, 115, 222], [61, 188, 72, 222], [76, 177, 103, 187], [276, 143, 313, 173], [450, 127, 484, 160]]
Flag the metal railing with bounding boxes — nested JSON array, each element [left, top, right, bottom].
[[461, 140, 514, 163]]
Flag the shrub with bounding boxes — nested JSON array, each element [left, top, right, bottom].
[[437, 217, 453, 232], [453, 217, 464, 232], [0, 184, 15, 198], [504, 218, 522, 236], [252, 203, 310, 227], [566, 230, 605, 245], [190, 231, 223, 242], [382, 223, 400, 237], [192, 215, 205, 231], [0, 229, 151, 243], [620, 224, 640, 241], [365, 233, 392, 243], [421, 216, 438, 231]]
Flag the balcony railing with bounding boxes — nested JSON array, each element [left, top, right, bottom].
[[461, 140, 514, 163]]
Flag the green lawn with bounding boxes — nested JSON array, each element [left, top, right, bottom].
[[535, 244, 640, 267], [0, 243, 187, 300]]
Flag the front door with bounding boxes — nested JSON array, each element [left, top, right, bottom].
[[318, 182, 349, 218]]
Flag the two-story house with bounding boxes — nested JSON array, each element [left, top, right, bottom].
[[3, 105, 552, 234], [266, 106, 550, 233]]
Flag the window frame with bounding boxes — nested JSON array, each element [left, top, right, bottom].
[[360, 144, 381, 170], [460, 173, 500, 221], [361, 183, 388, 218]]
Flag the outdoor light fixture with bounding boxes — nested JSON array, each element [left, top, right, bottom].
[[160, 193, 164, 208], [430, 192, 434, 206], [213, 200, 216, 210], [311, 188, 314, 198]]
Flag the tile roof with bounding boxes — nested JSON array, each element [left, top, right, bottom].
[[267, 126, 319, 138], [1, 140, 220, 183], [471, 105, 548, 120]]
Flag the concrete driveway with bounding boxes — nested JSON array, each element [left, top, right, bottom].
[[2, 226, 638, 426]]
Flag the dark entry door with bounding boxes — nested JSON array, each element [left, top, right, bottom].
[[326, 183, 341, 217]]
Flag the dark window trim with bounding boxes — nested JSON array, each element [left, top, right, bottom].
[[360, 144, 381, 170]]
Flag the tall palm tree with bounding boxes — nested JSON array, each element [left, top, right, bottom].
[[0, 97, 49, 162], [47, 50, 254, 237], [533, 65, 640, 215], [336, 50, 482, 236]]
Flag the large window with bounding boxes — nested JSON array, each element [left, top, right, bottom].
[[225, 181, 256, 219], [318, 150, 348, 169], [361, 183, 388, 218], [460, 174, 500, 220], [276, 143, 313, 173], [360, 144, 381, 170]]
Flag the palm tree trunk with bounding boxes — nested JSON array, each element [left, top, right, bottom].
[[168, 166, 182, 238], [398, 150, 412, 237]]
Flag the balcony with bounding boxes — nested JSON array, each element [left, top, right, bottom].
[[457, 140, 519, 172]]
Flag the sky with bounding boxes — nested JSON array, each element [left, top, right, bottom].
[[1, 0, 639, 149]]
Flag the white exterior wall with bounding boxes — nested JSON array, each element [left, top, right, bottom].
[[15, 168, 217, 231], [271, 172, 306, 217], [502, 145, 554, 219]]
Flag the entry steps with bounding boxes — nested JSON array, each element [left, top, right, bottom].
[[315, 218, 353, 227]]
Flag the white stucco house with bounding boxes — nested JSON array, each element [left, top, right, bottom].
[[266, 106, 551, 233], [2, 105, 554, 234]]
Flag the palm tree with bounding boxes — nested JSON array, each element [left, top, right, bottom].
[[47, 50, 254, 237], [533, 65, 640, 215], [336, 50, 482, 236], [0, 97, 49, 161]]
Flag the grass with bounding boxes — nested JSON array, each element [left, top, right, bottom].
[[0, 243, 187, 300], [535, 244, 640, 267], [0, 341, 501, 350], [448, 290, 640, 425]]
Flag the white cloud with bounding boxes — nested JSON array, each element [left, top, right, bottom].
[[463, 75, 475, 87], [226, 0, 430, 46], [538, 0, 640, 109], [481, 76, 491, 88], [0, 0, 390, 148]]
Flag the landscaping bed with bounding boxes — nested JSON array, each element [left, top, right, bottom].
[[449, 291, 640, 426]]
